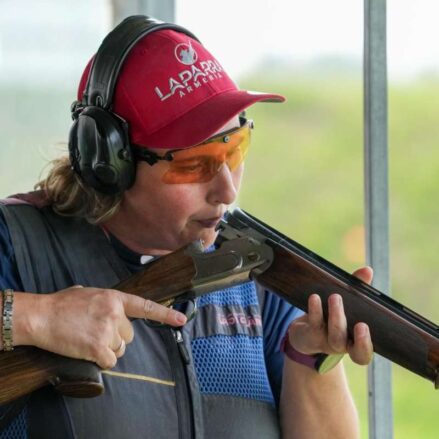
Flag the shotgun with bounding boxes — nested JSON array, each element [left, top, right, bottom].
[[0, 208, 438, 406]]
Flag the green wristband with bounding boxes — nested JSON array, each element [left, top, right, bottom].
[[315, 353, 345, 374]]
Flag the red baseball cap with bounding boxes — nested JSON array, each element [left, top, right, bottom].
[[78, 29, 285, 149]]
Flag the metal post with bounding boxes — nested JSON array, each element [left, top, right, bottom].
[[364, 1, 393, 438], [111, 0, 176, 25]]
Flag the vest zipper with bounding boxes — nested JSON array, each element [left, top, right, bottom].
[[164, 328, 194, 439], [174, 328, 191, 364]]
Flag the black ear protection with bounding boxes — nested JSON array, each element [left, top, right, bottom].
[[68, 15, 200, 194]]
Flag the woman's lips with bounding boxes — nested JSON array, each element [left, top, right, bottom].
[[196, 217, 221, 228]]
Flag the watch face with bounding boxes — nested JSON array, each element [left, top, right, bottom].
[[316, 353, 345, 374]]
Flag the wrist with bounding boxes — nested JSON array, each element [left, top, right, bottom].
[[280, 332, 319, 369], [281, 332, 344, 374], [12, 292, 46, 346]]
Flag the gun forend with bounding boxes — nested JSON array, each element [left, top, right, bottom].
[[218, 208, 439, 388]]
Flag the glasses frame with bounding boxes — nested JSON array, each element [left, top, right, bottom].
[[132, 116, 253, 166]]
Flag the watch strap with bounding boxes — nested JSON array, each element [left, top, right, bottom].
[[2, 289, 14, 351]]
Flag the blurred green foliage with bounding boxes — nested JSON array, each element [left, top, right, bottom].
[[239, 73, 439, 438], [1, 74, 438, 437]]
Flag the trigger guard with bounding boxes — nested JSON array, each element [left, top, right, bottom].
[[175, 298, 197, 323]]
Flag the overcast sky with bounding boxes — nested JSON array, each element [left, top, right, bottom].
[[1, 0, 438, 84], [177, 0, 439, 80]]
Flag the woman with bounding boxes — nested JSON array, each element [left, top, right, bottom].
[[0, 16, 372, 438]]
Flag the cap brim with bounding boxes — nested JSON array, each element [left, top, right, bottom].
[[144, 90, 285, 148]]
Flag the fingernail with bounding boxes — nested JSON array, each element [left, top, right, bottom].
[[330, 295, 341, 306], [176, 313, 187, 324], [357, 323, 368, 337]]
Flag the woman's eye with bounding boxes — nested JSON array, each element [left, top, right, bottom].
[[173, 159, 205, 173], [183, 165, 202, 173]]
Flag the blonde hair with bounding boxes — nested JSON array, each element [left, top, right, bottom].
[[36, 155, 122, 224]]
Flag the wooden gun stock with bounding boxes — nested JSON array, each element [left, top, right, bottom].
[[0, 348, 104, 404], [0, 249, 197, 405]]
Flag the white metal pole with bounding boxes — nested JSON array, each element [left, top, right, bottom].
[[364, 1, 393, 438]]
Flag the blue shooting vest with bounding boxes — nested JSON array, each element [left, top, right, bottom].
[[0, 194, 280, 438]]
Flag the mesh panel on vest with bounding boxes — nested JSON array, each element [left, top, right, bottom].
[[192, 334, 274, 404], [0, 407, 27, 439], [197, 282, 258, 308]]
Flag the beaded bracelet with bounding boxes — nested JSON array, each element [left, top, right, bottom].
[[2, 289, 14, 351]]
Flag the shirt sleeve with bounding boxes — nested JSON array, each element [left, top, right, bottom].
[[260, 287, 304, 407], [0, 211, 23, 291]]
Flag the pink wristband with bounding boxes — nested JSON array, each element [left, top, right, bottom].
[[280, 332, 344, 374], [280, 332, 318, 369]]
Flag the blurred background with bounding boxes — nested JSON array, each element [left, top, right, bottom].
[[0, 0, 438, 436]]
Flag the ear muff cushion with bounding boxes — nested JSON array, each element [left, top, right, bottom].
[[68, 106, 135, 194]]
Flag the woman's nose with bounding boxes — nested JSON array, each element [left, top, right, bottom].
[[206, 163, 239, 206]]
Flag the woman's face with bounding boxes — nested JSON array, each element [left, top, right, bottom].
[[117, 116, 244, 254]]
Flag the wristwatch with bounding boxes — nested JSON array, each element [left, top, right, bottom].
[[280, 332, 344, 374]]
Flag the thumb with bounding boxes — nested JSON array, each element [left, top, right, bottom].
[[352, 266, 373, 285]]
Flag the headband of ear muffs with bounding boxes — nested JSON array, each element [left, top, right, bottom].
[[68, 15, 200, 194]]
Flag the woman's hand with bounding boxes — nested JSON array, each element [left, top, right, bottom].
[[14, 286, 187, 369], [287, 266, 374, 366]]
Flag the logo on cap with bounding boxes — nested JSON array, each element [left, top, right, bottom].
[[175, 41, 198, 65]]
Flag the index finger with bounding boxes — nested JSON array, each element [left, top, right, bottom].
[[119, 293, 187, 327]]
